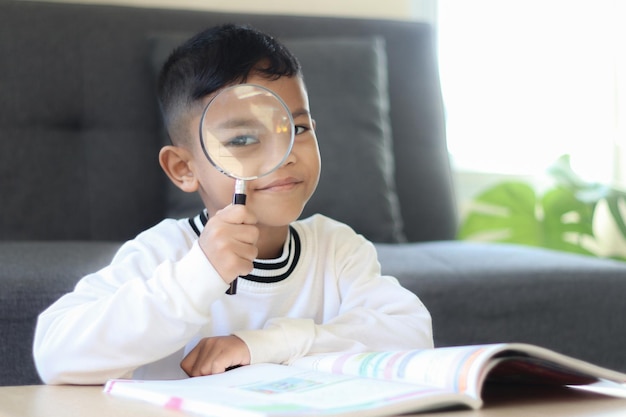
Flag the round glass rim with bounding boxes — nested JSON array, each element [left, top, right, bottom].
[[198, 83, 296, 181]]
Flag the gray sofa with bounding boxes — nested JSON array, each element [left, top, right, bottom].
[[2, 0, 626, 386]]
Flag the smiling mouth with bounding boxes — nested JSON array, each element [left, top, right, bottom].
[[256, 178, 302, 191]]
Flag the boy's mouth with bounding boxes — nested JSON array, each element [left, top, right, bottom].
[[256, 177, 302, 192]]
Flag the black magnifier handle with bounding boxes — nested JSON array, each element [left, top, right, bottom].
[[226, 278, 238, 295], [233, 194, 246, 205], [227, 179, 247, 295], [232, 178, 247, 205]]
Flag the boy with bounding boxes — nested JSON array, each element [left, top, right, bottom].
[[33, 24, 433, 384]]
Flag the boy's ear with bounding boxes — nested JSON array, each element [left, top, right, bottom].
[[159, 145, 199, 193]]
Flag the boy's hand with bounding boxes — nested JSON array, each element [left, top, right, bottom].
[[181, 335, 251, 376], [199, 204, 258, 284]]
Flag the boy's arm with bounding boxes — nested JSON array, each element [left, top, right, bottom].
[[33, 221, 229, 385], [233, 232, 434, 365]]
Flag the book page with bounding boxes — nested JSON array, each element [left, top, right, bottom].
[[105, 363, 479, 417], [569, 380, 626, 398], [292, 345, 507, 398]]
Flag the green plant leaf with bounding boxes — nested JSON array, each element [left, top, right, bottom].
[[548, 154, 593, 191], [458, 182, 541, 245], [458, 181, 596, 256], [605, 191, 626, 240], [541, 187, 595, 255]]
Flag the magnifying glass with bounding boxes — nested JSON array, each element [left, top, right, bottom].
[[199, 83, 295, 294]]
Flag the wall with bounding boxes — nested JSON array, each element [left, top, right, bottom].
[[28, 0, 437, 22]]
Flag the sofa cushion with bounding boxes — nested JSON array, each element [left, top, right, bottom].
[[0, 128, 164, 240], [149, 34, 405, 243]]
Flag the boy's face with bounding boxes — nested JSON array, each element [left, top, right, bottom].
[[184, 75, 320, 227]]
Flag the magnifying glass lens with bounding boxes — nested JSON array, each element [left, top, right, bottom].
[[200, 84, 294, 181]]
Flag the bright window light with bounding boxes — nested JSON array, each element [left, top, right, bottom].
[[438, 0, 623, 182]]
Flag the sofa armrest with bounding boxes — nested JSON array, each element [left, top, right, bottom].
[[0, 242, 120, 386]]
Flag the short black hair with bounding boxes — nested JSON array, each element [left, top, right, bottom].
[[157, 24, 301, 145]]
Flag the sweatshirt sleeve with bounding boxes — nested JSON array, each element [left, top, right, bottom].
[[234, 220, 433, 365], [33, 221, 229, 385]]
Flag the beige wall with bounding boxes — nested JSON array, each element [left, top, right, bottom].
[[28, 0, 437, 22]]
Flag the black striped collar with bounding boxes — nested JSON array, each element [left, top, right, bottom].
[[188, 210, 300, 284]]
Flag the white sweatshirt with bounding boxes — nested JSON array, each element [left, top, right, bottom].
[[33, 214, 433, 384]]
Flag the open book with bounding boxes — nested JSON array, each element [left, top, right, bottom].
[[104, 343, 626, 417]]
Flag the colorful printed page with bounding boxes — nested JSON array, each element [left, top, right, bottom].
[[105, 363, 478, 417], [292, 344, 506, 399]]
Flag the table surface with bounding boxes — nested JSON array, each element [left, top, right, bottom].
[[1, 383, 626, 417]]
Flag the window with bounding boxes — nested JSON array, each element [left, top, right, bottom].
[[438, 0, 625, 183]]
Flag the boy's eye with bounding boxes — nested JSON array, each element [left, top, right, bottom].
[[295, 125, 310, 135], [225, 135, 260, 147]]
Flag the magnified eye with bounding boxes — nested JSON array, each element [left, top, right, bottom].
[[225, 135, 260, 147], [295, 125, 310, 135]]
